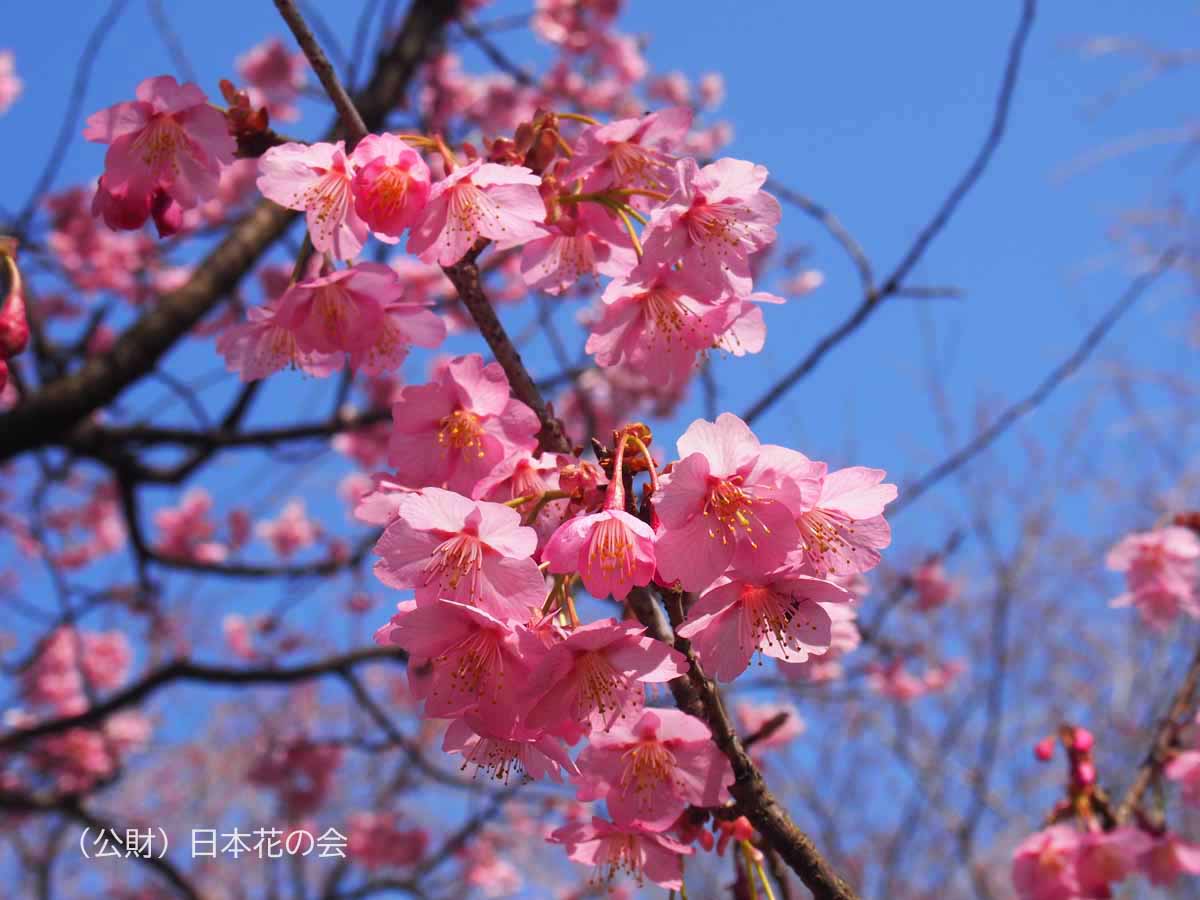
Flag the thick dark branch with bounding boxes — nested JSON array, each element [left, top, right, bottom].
[[0, 0, 462, 463], [0, 647, 406, 752]]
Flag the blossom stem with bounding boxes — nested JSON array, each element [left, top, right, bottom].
[[555, 111, 600, 126], [741, 841, 761, 900], [753, 851, 779, 900], [613, 207, 644, 260], [603, 434, 630, 511], [434, 134, 460, 170], [627, 434, 659, 493], [520, 490, 571, 526]]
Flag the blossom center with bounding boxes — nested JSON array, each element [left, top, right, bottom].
[[460, 736, 528, 784], [437, 409, 486, 458], [298, 169, 351, 231], [131, 115, 185, 174], [641, 287, 697, 340], [366, 166, 414, 219], [425, 533, 484, 599], [587, 516, 636, 577], [574, 650, 630, 723], [796, 507, 855, 572], [439, 628, 504, 703], [609, 141, 660, 188], [740, 584, 813, 661], [703, 477, 768, 546], [619, 739, 679, 806], [686, 201, 750, 252]]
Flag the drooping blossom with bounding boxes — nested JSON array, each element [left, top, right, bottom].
[[641, 157, 781, 298], [573, 708, 734, 829], [0, 50, 21, 115], [255, 500, 320, 559], [677, 571, 851, 681], [372, 487, 545, 623], [521, 619, 686, 735], [484, 452, 573, 549], [237, 38, 306, 121], [1107, 525, 1200, 630], [84, 76, 235, 235], [1011, 825, 1084, 900], [652, 413, 814, 592], [350, 133, 432, 241], [407, 160, 546, 266], [549, 817, 693, 891], [442, 715, 578, 784], [374, 599, 544, 734], [387, 354, 539, 499], [257, 141, 367, 259], [789, 465, 897, 579], [563, 107, 692, 194]]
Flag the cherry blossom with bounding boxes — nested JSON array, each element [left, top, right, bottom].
[[652, 413, 813, 592], [0, 50, 21, 115], [1107, 525, 1200, 630], [255, 500, 320, 558], [407, 160, 546, 266], [520, 619, 686, 735], [677, 571, 852, 681], [372, 487, 545, 623], [85, 76, 235, 235], [386, 354, 539, 498], [442, 715, 578, 784], [257, 140, 367, 259], [350, 133, 432, 241], [789, 465, 898, 579], [563, 107, 692, 194], [237, 37, 307, 122], [573, 708, 734, 829], [548, 817, 692, 890]]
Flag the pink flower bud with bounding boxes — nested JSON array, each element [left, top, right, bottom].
[[1076, 760, 1097, 785], [1073, 727, 1095, 752], [1034, 737, 1055, 762]]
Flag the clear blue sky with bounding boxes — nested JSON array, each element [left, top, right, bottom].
[[1, 1, 1197, 897]]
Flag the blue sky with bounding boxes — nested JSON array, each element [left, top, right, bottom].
[[1, 1, 1198, 897]]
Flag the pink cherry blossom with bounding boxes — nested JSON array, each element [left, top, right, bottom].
[[374, 599, 543, 734], [247, 737, 342, 820], [483, 452, 573, 549], [0, 50, 21, 115], [1076, 827, 1153, 896], [519, 202, 636, 295], [548, 816, 693, 891], [387, 354, 540, 499], [442, 715, 578, 784], [913, 558, 959, 610], [1141, 832, 1200, 887], [216, 297, 342, 382], [153, 488, 228, 563], [677, 572, 851, 681], [585, 264, 741, 386], [1107, 525, 1200, 630], [1166, 746, 1200, 806], [698, 73, 725, 109], [84, 76, 235, 235], [407, 160, 546, 266], [347, 812, 428, 870], [790, 465, 898, 579], [737, 701, 804, 759], [237, 38, 306, 122], [1011, 825, 1084, 900], [257, 141, 367, 259], [641, 157, 781, 298], [274, 261, 444, 370], [349, 133, 432, 241], [543, 508, 656, 601], [372, 487, 545, 623], [255, 500, 320, 558], [521, 619, 686, 735], [777, 600, 864, 681], [22, 627, 132, 714], [652, 413, 813, 592], [563, 107, 692, 193], [574, 708, 734, 829]]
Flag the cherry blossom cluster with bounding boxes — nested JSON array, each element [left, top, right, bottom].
[[0, 240, 27, 394], [2, 627, 147, 793], [1106, 523, 1200, 630], [1014, 725, 1200, 897]]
